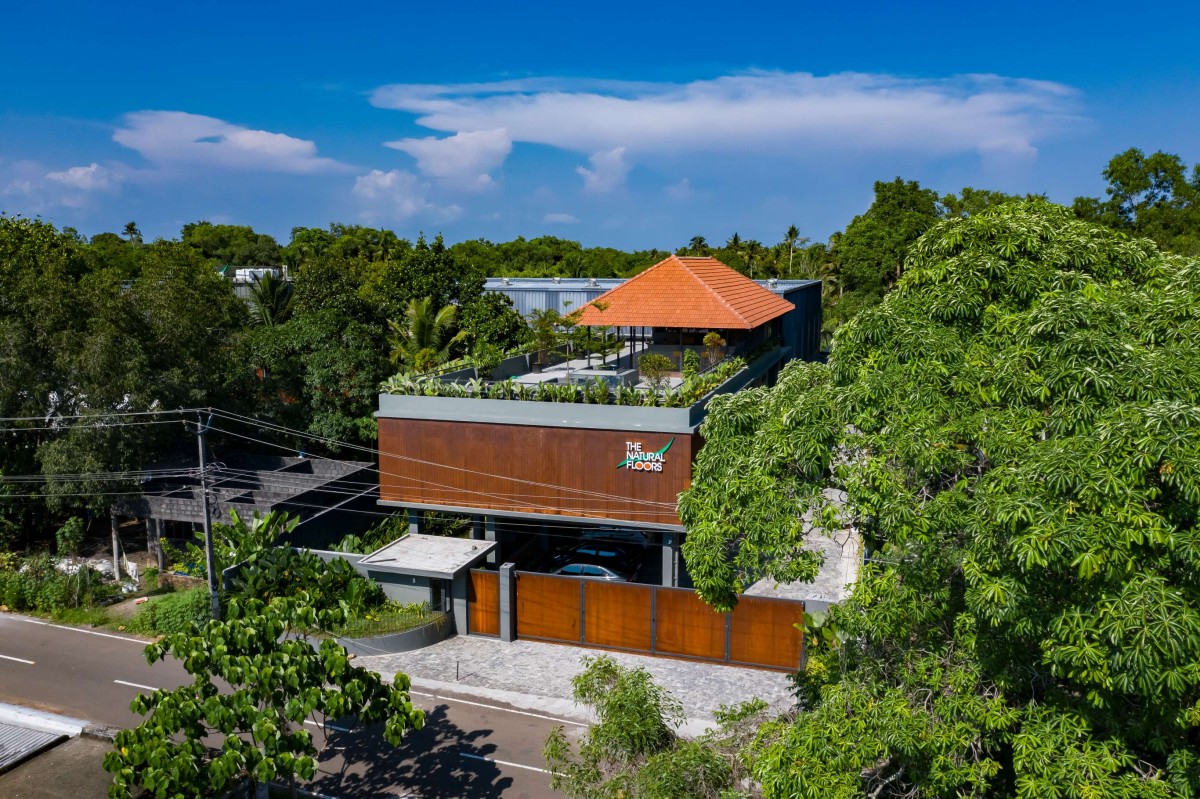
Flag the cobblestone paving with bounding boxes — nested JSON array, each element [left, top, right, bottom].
[[360, 635, 795, 724]]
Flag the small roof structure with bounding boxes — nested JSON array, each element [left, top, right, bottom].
[[358, 534, 496, 579], [574, 255, 795, 330]]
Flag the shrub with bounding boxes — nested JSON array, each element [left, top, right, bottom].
[[638, 353, 675, 393], [126, 587, 212, 636], [0, 555, 115, 613], [682, 348, 700, 380], [227, 546, 384, 616], [55, 517, 85, 556], [702, 332, 725, 367], [142, 567, 160, 590]]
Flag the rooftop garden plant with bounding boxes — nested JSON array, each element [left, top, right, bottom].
[[380, 355, 749, 408]]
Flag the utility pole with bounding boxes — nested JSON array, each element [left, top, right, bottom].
[[193, 412, 221, 620]]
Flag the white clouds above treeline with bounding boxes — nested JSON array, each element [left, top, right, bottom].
[[1, 70, 1085, 227], [113, 111, 346, 174], [371, 71, 1082, 196]]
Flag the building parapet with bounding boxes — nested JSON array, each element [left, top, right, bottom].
[[377, 345, 787, 434]]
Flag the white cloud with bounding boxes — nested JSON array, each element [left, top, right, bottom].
[[46, 162, 120, 192], [543, 212, 578, 224], [664, 177, 693, 201], [113, 111, 345, 174], [2, 160, 123, 210], [352, 169, 462, 222], [371, 72, 1080, 159], [576, 147, 629, 193], [385, 128, 511, 190]]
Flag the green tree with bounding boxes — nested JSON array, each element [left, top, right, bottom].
[[121, 221, 142, 243], [688, 235, 708, 256], [782, 224, 807, 277], [182, 221, 282, 265], [458, 291, 529, 353], [1073, 148, 1200, 255], [362, 234, 482, 321], [387, 297, 468, 372], [638, 353, 674, 393], [544, 656, 735, 799], [941, 186, 1032, 218], [680, 199, 1200, 797], [247, 271, 294, 327], [54, 516, 85, 555], [832, 177, 941, 302], [104, 596, 424, 799], [701, 332, 725, 368]]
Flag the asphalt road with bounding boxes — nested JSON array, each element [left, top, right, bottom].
[[0, 613, 569, 798]]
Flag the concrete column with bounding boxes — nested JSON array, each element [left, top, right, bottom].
[[110, 514, 122, 580], [498, 562, 517, 642], [485, 515, 497, 565], [661, 532, 678, 588], [147, 518, 166, 571], [451, 572, 468, 634], [408, 509, 422, 536]]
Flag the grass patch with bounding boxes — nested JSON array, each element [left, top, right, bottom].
[[48, 605, 115, 628], [125, 587, 212, 636], [327, 603, 445, 639]]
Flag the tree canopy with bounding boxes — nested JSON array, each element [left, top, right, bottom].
[[1074, 148, 1200, 256], [680, 199, 1200, 797]]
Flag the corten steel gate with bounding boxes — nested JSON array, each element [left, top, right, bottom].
[[513, 571, 804, 671], [468, 569, 500, 636]]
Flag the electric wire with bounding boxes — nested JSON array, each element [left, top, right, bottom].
[[204, 407, 679, 510], [201, 429, 679, 519]]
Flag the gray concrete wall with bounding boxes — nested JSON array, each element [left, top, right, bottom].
[[451, 572, 469, 634], [335, 616, 451, 657], [365, 570, 432, 606]]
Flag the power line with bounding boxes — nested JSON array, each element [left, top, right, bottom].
[[0, 408, 207, 423], [0, 419, 186, 433], [206, 409, 678, 510], [203, 427, 679, 519]]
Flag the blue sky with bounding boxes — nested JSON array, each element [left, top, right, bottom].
[[2, 1, 1198, 250]]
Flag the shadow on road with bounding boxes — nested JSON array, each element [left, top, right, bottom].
[[312, 704, 513, 798]]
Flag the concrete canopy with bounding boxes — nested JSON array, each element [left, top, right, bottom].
[[358, 534, 497, 580]]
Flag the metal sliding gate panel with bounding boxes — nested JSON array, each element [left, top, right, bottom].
[[512, 570, 804, 672], [653, 587, 727, 661], [584, 580, 653, 651], [516, 571, 581, 641], [468, 569, 500, 637], [730, 595, 807, 670]]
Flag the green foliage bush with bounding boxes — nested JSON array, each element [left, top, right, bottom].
[[380, 355, 748, 408], [126, 587, 212, 636], [681, 348, 700, 380], [54, 516, 85, 555], [227, 546, 384, 617], [638, 353, 675, 392], [0, 554, 115, 613]]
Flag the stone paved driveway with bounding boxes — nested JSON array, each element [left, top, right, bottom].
[[360, 636, 795, 729]]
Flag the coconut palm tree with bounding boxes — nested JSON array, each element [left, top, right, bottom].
[[247, 271, 294, 327], [688, 235, 708, 256], [783, 224, 809, 277], [743, 239, 765, 279], [387, 297, 468, 372]]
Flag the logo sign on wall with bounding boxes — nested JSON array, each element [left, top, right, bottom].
[[617, 438, 674, 473]]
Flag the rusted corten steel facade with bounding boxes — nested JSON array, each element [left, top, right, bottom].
[[377, 418, 697, 527]]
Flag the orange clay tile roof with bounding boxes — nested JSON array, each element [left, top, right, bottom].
[[574, 255, 795, 330]]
